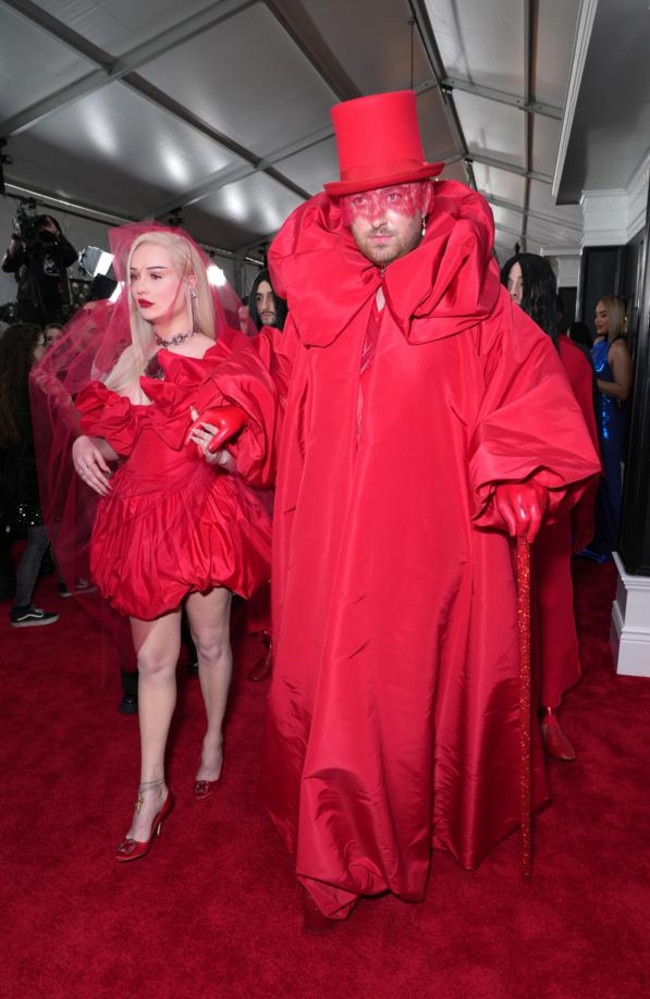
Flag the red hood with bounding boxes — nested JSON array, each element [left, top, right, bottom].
[[268, 179, 502, 347]]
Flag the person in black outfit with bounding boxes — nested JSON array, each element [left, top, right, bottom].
[[237, 267, 282, 681], [2, 213, 78, 327], [0, 323, 59, 626], [236, 269, 280, 683]]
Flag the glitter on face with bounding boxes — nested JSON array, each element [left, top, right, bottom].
[[341, 182, 429, 226]]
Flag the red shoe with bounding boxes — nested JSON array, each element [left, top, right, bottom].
[[194, 746, 223, 800], [116, 791, 173, 862], [302, 890, 336, 935], [540, 710, 576, 761], [194, 777, 221, 800]]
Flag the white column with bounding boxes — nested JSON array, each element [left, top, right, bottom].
[[543, 248, 581, 288], [581, 160, 650, 248], [611, 554, 650, 677]]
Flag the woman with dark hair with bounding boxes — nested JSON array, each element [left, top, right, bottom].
[[0, 323, 59, 626], [501, 253, 559, 342], [503, 254, 599, 761], [33, 224, 276, 861]]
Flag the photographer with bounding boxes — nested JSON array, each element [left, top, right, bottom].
[[2, 211, 78, 326], [0, 323, 60, 626]]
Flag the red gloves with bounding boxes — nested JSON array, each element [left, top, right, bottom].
[[493, 481, 548, 543], [188, 405, 247, 455]]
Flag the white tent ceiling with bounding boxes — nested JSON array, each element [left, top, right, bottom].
[[0, 0, 647, 267]]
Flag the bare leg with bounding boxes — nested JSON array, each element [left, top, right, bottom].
[[185, 587, 232, 783], [125, 610, 181, 842]]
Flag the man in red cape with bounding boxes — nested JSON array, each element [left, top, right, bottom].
[[259, 91, 600, 929]]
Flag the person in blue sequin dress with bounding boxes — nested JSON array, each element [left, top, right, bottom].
[[586, 295, 633, 560]]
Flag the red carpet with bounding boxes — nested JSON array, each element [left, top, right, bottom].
[[1, 558, 648, 998]]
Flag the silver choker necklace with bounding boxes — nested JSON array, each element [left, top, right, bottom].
[[153, 328, 197, 348]]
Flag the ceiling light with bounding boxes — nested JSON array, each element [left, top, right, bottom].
[[79, 246, 113, 277], [207, 264, 227, 288]]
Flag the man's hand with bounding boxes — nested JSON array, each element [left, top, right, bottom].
[[72, 436, 112, 496], [493, 481, 548, 543]]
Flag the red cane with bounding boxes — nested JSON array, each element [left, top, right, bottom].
[[515, 537, 532, 882]]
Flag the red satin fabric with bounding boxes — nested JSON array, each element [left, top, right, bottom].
[[262, 180, 602, 917], [532, 337, 600, 708], [75, 342, 272, 620]]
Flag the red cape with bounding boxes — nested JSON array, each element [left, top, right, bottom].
[[262, 181, 601, 916]]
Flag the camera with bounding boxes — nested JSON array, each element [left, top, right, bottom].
[[13, 204, 40, 245], [12, 204, 55, 248]]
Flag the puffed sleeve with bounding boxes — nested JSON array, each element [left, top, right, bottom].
[[76, 381, 139, 457], [468, 294, 601, 527], [196, 329, 282, 487]]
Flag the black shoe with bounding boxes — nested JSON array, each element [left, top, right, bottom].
[[10, 605, 59, 627], [119, 693, 138, 715]]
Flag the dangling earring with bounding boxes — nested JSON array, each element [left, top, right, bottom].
[[188, 285, 198, 332], [421, 215, 427, 239]]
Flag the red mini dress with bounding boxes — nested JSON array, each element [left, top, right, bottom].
[[76, 345, 272, 620]]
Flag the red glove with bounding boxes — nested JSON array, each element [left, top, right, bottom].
[[493, 481, 548, 543], [188, 405, 247, 455]]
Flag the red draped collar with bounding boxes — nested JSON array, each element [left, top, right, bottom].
[[268, 179, 502, 347]]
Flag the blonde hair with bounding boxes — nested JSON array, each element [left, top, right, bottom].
[[597, 295, 627, 343], [105, 230, 215, 392]]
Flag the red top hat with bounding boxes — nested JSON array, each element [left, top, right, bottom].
[[324, 90, 444, 197]]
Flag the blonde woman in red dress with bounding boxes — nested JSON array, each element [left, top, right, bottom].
[[44, 224, 275, 860]]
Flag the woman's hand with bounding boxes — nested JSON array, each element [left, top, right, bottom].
[[72, 435, 113, 496], [187, 405, 246, 468]]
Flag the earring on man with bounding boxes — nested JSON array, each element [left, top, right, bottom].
[[421, 215, 427, 239]]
